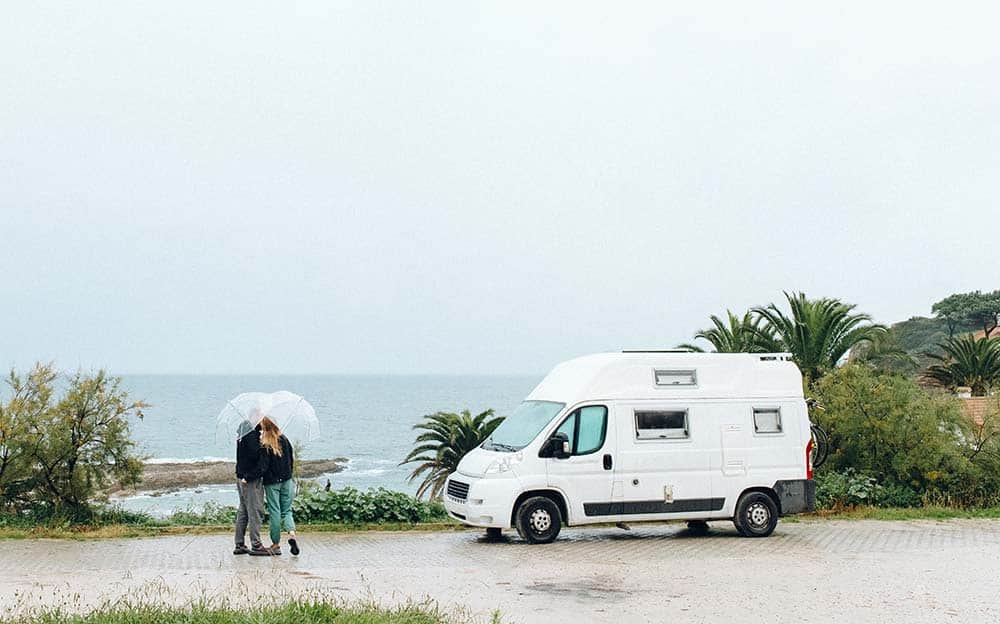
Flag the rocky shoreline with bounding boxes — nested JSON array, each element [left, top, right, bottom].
[[110, 458, 349, 497]]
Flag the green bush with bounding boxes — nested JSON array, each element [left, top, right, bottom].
[[164, 502, 237, 526], [815, 469, 923, 509], [292, 485, 448, 524], [812, 365, 1000, 507]]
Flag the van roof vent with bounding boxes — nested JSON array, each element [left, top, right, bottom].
[[622, 348, 693, 353]]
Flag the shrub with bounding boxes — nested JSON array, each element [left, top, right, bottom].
[[0, 364, 147, 521], [292, 484, 448, 524], [812, 365, 1000, 507], [165, 502, 238, 525], [815, 469, 923, 509]]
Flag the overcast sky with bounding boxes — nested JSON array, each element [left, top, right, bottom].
[[1, 2, 998, 375]]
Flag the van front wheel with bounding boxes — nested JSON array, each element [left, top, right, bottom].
[[515, 496, 562, 544], [733, 492, 778, 537]]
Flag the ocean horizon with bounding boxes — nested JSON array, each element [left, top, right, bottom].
[[117, 374, 541, 515]]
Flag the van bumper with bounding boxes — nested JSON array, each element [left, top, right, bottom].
[[774, 479, 816, 515], [443, 474, 516, 529]]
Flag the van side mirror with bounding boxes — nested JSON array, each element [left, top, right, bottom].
[[545, 432, 571, 459]]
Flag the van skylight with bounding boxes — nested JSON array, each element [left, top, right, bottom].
[[653, 369, 697, 387]]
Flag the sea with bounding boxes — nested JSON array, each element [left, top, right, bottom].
[[117, 374, 540, 516]]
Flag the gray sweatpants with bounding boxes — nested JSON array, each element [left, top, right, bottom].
[[235, 478, 265, 548]]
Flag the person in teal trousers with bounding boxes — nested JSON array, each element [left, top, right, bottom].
[[259, 416, 299, 556]]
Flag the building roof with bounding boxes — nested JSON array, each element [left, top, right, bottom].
[[961, 396, 999, 426], [526, 352, 805, 403]]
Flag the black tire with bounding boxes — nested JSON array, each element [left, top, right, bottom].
[[485, 527, 503, 541], [514, 496, 562, 544], [733, 491, 778, 538]]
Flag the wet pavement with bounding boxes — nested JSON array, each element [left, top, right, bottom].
[[3, 519, 1000, 622]]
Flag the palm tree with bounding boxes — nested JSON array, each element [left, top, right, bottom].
[[753, 292, 887, 382], [849, 329, 917, 374], [401, 409, 504, 499], [923, 334, 1000, 396], [678, 310, 782, 353]]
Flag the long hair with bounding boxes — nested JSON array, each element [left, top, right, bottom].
[[259, 416, 283, 456]]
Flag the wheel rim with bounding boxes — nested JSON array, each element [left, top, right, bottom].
[[529, 508, 552, 533], [746, 502, 770, 528]]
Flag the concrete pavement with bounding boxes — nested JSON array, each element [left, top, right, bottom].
[[3, 519, 1000, 622]]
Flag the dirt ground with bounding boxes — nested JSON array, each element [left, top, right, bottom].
[[3, 518, 1000, 623]]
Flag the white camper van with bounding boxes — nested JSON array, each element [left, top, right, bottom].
[[443, 351, 815, 543]]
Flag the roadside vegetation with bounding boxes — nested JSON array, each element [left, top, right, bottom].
[[4, 599, 484, 624]]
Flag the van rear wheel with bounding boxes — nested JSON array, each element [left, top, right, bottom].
[[515, 496, 562, 544], [733, 492, 778, 537]]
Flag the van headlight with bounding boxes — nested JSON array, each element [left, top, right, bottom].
[[484, 452, 523, 476]]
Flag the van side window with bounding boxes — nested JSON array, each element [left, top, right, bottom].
[[635, 410, 689, 440], [753, 408, 782, 433], [554, 406, 608, 455]]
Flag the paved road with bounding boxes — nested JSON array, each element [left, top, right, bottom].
[[3, 519, 1000, 623]]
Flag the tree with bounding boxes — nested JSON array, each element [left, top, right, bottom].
[[923, 334, 1000, 397], [0, 364, 147, 519], [401, 409, 503, 500], [0, 366, 57, 512], [932, 290, 1000, 339], [677, 310, 782, 353], [753, 292, 887, 382]]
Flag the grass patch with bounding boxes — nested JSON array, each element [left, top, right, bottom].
[[4, 600, 476, 624], [805, 506, 1000, 521]]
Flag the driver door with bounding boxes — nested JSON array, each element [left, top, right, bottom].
[[543, 404, 616, 524]]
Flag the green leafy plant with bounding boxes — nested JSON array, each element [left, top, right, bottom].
[[292, 485, 447, 524], [923, 334, 1000, 396], [401, 409, 503, 499], [165, 502, 238, 526]]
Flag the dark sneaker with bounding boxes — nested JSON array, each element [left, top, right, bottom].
[[249, 545, 274, 556], [288, 538, 299, 556], [233, 544, 249, 555]]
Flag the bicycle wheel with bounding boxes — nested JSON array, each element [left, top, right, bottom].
[[810, 423, 829, 468]]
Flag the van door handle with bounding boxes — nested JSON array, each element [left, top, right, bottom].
[[603, 454, 613, 470]]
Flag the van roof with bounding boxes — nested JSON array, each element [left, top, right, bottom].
[[526, 352, 804, 403]]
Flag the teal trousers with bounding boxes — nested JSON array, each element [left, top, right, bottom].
[[264, 479, 296, 545]]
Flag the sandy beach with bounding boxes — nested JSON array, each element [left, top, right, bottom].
[[110, 459, 349, 496]]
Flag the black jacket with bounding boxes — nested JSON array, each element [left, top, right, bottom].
[[263, 435, 294, 485], [235, 429, 268, 481]]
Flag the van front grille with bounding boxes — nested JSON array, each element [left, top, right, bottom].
[[447, 479, 470, 501]]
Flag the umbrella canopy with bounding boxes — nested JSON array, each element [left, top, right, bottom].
[[216, 390, 321, 445]]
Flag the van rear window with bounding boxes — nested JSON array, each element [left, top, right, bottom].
[[635, 410, 689, 440], [753, 408, 782, 433]]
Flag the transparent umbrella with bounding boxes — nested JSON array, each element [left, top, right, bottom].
[[215, 391, 321, 445]]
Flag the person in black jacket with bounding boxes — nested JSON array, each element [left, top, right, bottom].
[[233, 419, 271, 556], [260, 416, 299, 555]]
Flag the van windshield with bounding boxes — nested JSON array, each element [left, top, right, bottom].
[[482, 400, 566, 452]]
